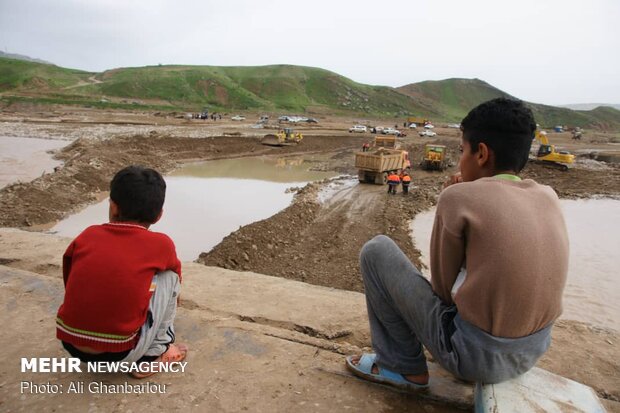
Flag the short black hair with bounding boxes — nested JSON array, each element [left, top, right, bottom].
[[110, 166, 166, 224], [460, 98, 536, 172]]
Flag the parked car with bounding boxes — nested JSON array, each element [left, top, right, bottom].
[[447, 123, 461, 129], [419, 130, 437, 137], [382, 127, 401, 136], [349, 125, 367, 133], [408, 123, 417, 129], [231, 115, 246, 121], [424, 123, 435, 129]]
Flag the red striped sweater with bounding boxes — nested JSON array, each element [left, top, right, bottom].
[[56, 222, 182, 352]]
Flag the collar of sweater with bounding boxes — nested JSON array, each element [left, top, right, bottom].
[[104, 222, 148, 230], [493, 174, 522, 181]]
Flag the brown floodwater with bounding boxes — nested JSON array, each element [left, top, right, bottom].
[[410, 199, 620, 332], [0, 136, 69, 188], [51, 155, 338, 261]]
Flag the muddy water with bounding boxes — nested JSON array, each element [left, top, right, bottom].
[[51, 155, 337, 261], [0, 136, 68, 188], [410, 199, 620, 332]]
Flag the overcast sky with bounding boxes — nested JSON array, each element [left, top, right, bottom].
[[1, 0, 618, 105]]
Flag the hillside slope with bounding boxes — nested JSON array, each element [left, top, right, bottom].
[[396, 78, 620, 128], [1, 57, 619, 128]]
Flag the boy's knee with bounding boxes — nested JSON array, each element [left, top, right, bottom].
[[360, 235, 396, 263]]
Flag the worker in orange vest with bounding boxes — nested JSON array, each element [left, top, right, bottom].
[[387, 172, 400, 195], [401, 171, 412, 194]]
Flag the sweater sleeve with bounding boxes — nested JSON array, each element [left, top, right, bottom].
[[430, 191, 466, 304], [62, 240, 76, 287]]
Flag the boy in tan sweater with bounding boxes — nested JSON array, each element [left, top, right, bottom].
[[347, 98, 569, 389]]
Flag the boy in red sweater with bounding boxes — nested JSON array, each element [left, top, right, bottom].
[[57, 165, 187, 377]]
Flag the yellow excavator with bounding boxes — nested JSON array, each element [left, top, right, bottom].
[[261, 128, 303, 147], [533, 130, 575, 170]]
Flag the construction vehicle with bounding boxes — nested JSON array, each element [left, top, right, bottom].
[[261, 128, 303, 147], [356, 148, 410, 184], [421, 144, 449, 171], [532, 130, 575, 170], [374, 136, 400, 149], [407, 116, 429, 126]]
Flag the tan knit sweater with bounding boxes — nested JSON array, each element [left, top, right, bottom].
[[430, 177, 569, 338]]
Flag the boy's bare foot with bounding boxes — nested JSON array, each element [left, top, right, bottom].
[[348, 354, 429, 385], [130, 343, 189, 379]]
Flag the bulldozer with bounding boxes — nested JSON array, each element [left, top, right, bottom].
[[421, 144, 449, 171], [532, 130, 575, 170], [261, 128, 303, 147]]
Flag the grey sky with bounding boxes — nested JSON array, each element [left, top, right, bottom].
[[1, 0, 618, 105]]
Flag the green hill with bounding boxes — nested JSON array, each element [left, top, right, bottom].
[[396, 78, 620, 129], [1, 57, 619, 129], [0, 57, 91, 91]]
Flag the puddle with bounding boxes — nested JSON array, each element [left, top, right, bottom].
[[410, 199, 620, 332], [51, 155, 337, 261], [0, 136, 68, 188]]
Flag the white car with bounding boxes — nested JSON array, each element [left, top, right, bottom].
[[231, 115, 246, 121], [424, 124, 435, 129], [419, 130, 437, 137], [447, 123, 461, 129], [382, 127, 401, 136], [349, 125, 367, 133], [408, 123, 417, 129]]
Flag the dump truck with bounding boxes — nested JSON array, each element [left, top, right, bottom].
[[261, 128, 303, 147], [374, 136, 400, 149], [532, 130, 574, 170], [407, 116, 429, 126], [421, 144, 449, 171], [356, 148, 410, 184]]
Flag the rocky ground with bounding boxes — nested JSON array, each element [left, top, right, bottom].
[[1, 106, 619, 410]]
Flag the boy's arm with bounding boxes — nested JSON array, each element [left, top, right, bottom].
[[62, 241, 76, 286], [429, 199, 466, 305]]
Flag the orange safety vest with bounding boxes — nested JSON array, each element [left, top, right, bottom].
[[387, 174, 400, 183], [402, 175, 411, 183]]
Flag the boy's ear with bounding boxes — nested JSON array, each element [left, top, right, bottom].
[[476, 142, 491, 167], [152, 209, 163, 225], [109, 199, 120, 221]]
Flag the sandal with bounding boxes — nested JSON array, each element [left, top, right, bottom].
[[345, 353, 429, 391], [130, 343, 188, 379]]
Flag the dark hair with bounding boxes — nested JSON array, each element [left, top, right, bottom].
[[460, 98, 536, 172], [110, 166, 166, 223]]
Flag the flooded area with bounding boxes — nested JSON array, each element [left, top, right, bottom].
[[0, 136, 68, 188], [51, 155, 337, 261], [410, 199, 620, 332]]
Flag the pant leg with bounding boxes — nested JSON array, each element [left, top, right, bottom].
[[122, 271, 181, 363], [360, 235, 458, 376]]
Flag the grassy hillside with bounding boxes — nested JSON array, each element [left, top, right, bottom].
[[396, 78, 620, 129], [0, 57, 91, 92], [1, 57, 619, 129], [396, 78, 515, 121], [87, 64, 434, 115]]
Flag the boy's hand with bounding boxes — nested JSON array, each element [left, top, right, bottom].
[[443, 172, 463, 189]]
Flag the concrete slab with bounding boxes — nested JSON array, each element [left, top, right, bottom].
[[475, 367, 606, 413]]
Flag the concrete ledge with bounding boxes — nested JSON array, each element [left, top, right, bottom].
[[475, 367, 606, 413]]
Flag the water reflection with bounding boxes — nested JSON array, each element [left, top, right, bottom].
[[52, 155, 338, 261], [0, 136, 68, 188]]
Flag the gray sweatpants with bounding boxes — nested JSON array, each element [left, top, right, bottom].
[[360, 235, 552, 383], [122, 271, 180, 363]]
